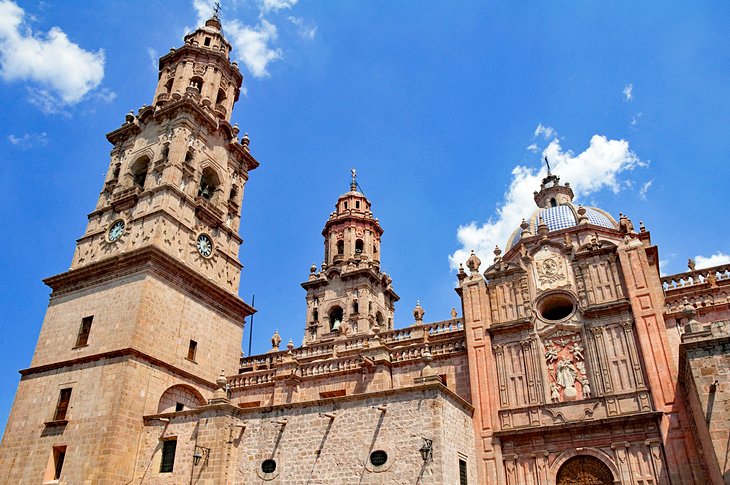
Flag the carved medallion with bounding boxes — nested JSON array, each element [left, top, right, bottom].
[[533, 246, 568, 291]]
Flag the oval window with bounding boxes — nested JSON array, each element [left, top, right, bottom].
[[370, 450, 388, 466], [538, 294, 575, 321], [261, 459, 276, 474]]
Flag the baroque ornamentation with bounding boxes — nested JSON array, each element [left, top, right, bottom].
[[543, 331, 591, 402]]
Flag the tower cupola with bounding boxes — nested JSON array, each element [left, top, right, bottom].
[[301, 170, 398, 344]]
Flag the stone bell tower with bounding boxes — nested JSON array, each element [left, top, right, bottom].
[[0, 14, 259, 484], [301, 171, 399, 343]]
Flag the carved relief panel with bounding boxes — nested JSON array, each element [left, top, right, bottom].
[[532, 245, 572, 293], [543, 330, 591, 402]]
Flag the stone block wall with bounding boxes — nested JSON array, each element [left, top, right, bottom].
[[136, 384, 476, 485]]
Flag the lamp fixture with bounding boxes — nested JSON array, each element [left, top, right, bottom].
[[419, 438, 433, 462], [193, 445, 210, 467]]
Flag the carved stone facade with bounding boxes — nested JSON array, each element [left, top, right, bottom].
[[459, 170, 727, 484], [3, 14, 730, 485]]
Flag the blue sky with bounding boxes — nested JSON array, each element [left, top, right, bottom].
[[1, 1, 729, 431]]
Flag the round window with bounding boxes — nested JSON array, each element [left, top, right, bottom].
[[369, 450, 388, 467], [538, 293, 575, 321], [261, 459, 276, 474]]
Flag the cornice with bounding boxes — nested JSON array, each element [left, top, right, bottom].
[[19, 347, 218, 390], [44, 246, 253, 323]]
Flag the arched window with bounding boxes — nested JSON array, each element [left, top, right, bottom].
[[312, 309, 318, 322], [131, 157, 149, 189], [355, 239, 364, 254], [198, 167, 220, 201], [164, 77, 174, 94], [550, 198, 557, 207], [185, 150, 194, 164], [376, 311, 384, 326], [352, 301, 359, 314], [329, 306, 343, 332], [216, 88, 227, 105], [157, 384, 206, 414], [190, 76, 203, 92], [229, 184, 238, 201], [336, 240, 344, 255]]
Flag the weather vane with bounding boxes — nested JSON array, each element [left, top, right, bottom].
[[350, 168, 357, 191], [212, 2, 222, 19]]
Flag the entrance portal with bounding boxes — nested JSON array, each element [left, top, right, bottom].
[[556, 455, 614, 485]]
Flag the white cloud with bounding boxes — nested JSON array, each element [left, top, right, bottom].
[[261, 0, 298, 13], [695, 252, 730, 270], [623, 83, 633, 101], [639, 179, 653, 200], [630, 112, 642, 129], [533, 123, 556, 140], [449, 134, 645, 270], [287, 16, 317, 40], [8, 131, 47, 148], [147, 47, 158, 72], [227, 19, 281, 78], [526, 143, 538, 153], [0, 1, 105, 108]]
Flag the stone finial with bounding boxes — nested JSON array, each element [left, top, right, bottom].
[[209, 370, 229, 404], [466, 250, 481, 274], [618, 213, 635, 235], [450, 307, 458, 319], [310, 263, 317, 274], [242, 132, 250, 149], [125, 110, 135, 124], [493, 245, 502, 260], [688, 258, 696, 272], [457, 263, 467, 281], [232, 123, 240, 137], [286, 338, 294, 352], [520, 218, 531, 237], [576, 205, 588, 224], [639, 220, 646, 233], [413, 300, 425, 324], [537, 216, 549, 237], [271, 330, 282, 350]]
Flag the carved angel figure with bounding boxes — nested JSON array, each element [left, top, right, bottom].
[[569, 343, 584, 361], [544, 345, 558, 363], [580, 378, 592, 398], [556, 358, 577, 389]]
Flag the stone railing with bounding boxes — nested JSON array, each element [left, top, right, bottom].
[[228, 369, 276, 389], [662, 264, 730, 291], [390, 339, 466, 363], [299, 357, 363, 378]]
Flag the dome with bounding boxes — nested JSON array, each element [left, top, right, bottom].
[[507, 203, 617, 250]]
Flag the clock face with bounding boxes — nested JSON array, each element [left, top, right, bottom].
[[108, 220, 125, 242], [197, 234, 213, 257]]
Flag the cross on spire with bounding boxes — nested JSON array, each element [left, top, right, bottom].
[[544, 155, 552, 176], [212, 1, 222, 20]]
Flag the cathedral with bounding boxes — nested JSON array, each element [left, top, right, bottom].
[[2, 14, 730, 485]]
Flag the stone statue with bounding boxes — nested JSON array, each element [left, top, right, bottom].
[[544, 344, 558, 363], [556, 358, 577, 389], [271, 329, 281, 350], [550, 383, 560, 402], [466, 250, 481, 273], [580, 378, 592, 398], [688, 258, 696, 271], [450, 307, 458, 319]]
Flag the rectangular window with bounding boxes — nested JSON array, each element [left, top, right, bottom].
[[187, 340, 197, 361], [75, 316, 93, 347], [160, 439, 177, 473], [44, 445, 67, 482], [459, 459, 468, 485], [53, 388, 72, 421], [54, 447, 66, 480]]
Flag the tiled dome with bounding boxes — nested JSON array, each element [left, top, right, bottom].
[[507, 203, 617, 250]]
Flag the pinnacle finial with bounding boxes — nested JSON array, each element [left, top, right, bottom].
[[350, 168, 357, 191], [544, 155, 551, 176]]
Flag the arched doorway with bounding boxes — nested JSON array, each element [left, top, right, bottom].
[[556, 455, 614, 485]]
